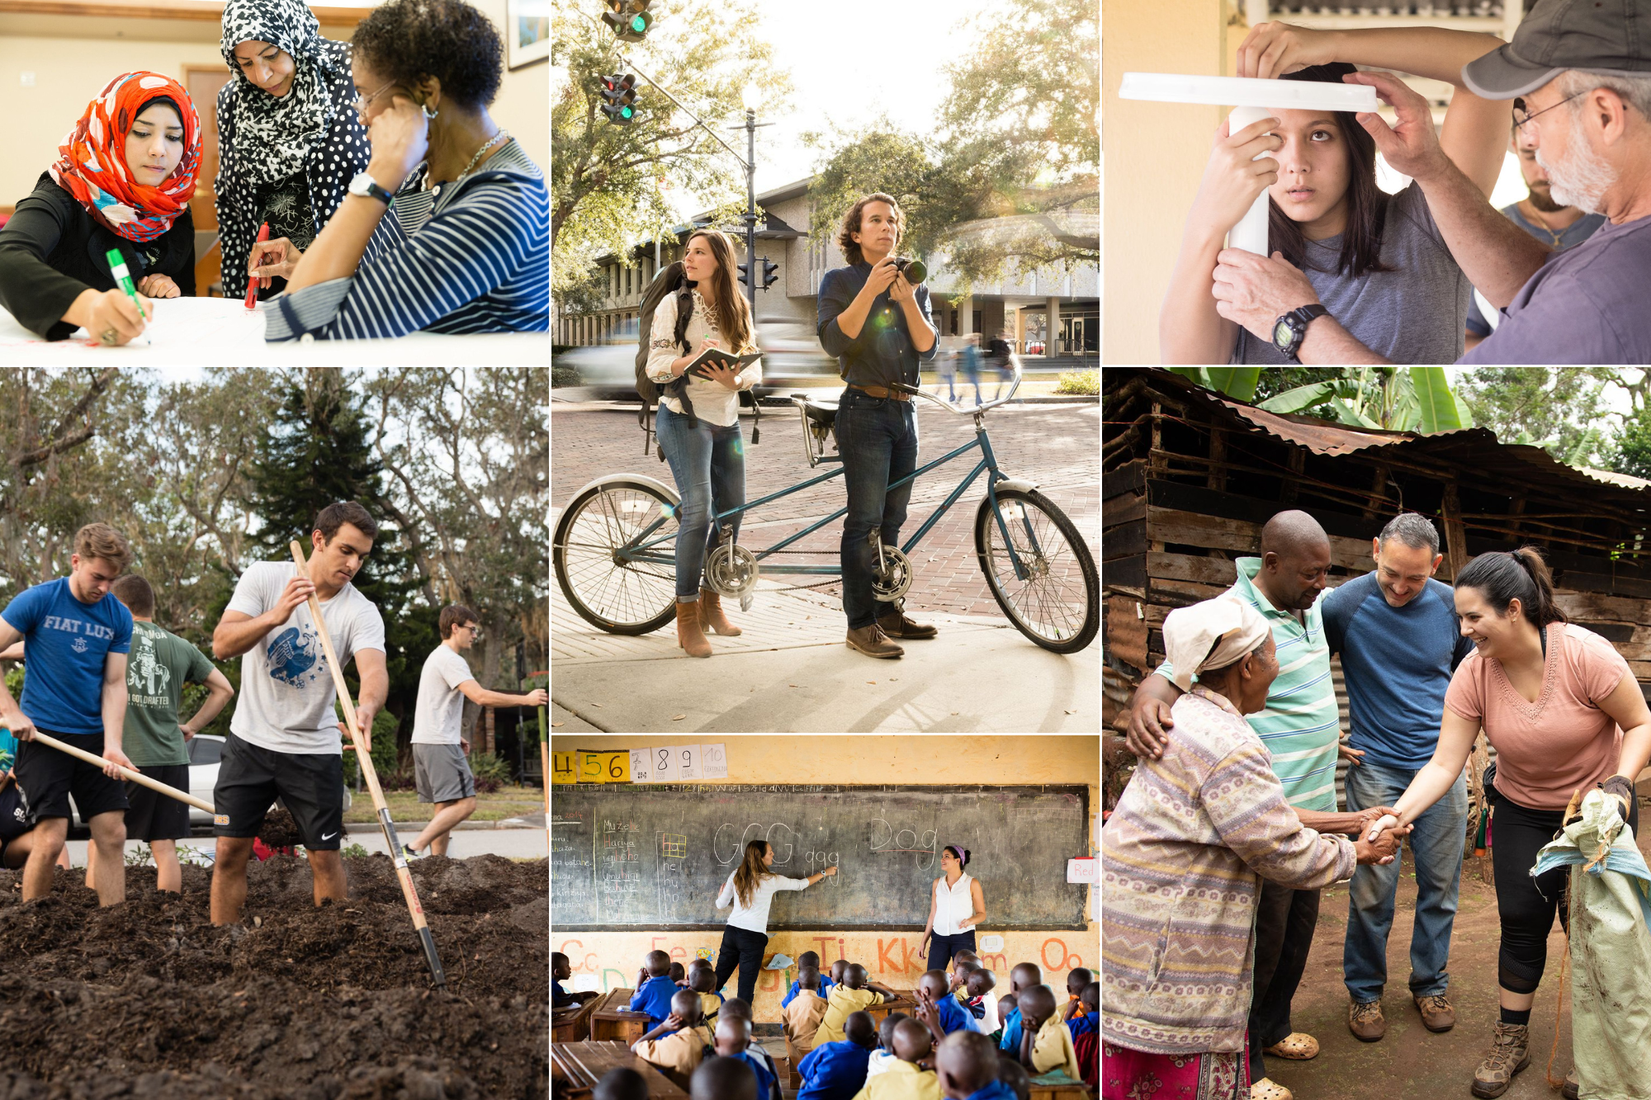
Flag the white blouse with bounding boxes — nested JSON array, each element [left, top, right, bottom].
[[716, 869, 809, 935], [645, 290, 763, 428], [933, 871, 977, 936]]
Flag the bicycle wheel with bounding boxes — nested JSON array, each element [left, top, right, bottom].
[[973, 487, 1099, 653], [554, 478, 680, 635]]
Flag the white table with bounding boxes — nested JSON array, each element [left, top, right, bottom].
[[0, 296, 549, 364]]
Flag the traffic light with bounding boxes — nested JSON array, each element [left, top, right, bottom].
[[600, 73, 637, 125], [602, 0, 653, 42], [737, 261, 750, 288], [761, 259, 779, 290]]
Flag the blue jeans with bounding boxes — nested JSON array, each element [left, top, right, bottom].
[[835, 387, 917, 629], [655, 403, 745, 601], [1343, 758, 1467, 1003]]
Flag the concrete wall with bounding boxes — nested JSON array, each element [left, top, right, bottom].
[[550, 735, 1101, 1023]]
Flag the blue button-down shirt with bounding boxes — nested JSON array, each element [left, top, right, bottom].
[[817, 261, 938, 389], [628, 974, 679, 1030], [797, 1039, 873, 1100]]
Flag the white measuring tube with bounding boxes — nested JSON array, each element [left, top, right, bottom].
[[1118, 73, 1380, 255]]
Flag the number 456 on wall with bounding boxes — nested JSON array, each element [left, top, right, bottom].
[[557, 750, 630, 783]]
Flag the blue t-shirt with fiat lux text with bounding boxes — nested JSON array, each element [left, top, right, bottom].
[[1, 578, 134, 735]]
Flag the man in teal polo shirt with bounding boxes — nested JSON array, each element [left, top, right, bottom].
[[1123, 510, 1400, 1099]]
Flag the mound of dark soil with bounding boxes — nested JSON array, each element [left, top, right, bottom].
[[0, 854, 548, 1099]]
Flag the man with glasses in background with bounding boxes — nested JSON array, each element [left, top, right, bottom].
[[1210, 0, 1651, 365], [403, 604, 546, 859]]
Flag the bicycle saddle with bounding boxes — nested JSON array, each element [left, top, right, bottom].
[[793, 393, 839, 428]]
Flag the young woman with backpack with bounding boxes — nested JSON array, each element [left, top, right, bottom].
[[642, 228, 763, 658]]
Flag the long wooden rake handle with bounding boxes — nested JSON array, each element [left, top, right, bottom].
[[32, 730, 219, 818], [290, 541, 446, 988]]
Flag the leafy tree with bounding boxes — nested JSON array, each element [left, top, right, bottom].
[[1256, 368, 1472, 432], [551, 0, 792, 312], [1455, 367, 1621, 467]]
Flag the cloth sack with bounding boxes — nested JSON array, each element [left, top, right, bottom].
[[1533, 790, 1651, 1100]]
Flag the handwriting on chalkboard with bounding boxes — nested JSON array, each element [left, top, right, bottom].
[[869, 818, 939, 872], [713, 821, 800, 866]]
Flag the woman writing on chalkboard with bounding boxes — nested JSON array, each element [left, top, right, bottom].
[[714, 839, 836, 1007], [919, 845, 987, 973]]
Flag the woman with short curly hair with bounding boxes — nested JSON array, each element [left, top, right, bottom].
[[263, 0, 548, 340]]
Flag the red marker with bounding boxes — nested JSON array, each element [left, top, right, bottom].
[[245, 221, 270, 308]]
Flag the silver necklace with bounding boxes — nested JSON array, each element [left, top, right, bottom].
[[428, 129, 510, 192]]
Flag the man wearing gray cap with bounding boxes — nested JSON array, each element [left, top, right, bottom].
[[1212, 0, 1651, 365]]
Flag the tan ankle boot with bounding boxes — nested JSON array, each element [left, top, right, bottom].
[[698, 587, 741, 636], [675, 600, 712, 658]]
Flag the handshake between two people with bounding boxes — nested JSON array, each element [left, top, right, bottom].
[[1352, 807, 1410, 866]]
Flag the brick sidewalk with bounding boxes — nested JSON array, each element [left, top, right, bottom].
[[551, 402, 1099, 618]]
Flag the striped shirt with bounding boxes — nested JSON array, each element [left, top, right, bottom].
[[1101, 686, 1357, 1055], [264, 140, 547, 341], [1157, 557, 1340, 811]]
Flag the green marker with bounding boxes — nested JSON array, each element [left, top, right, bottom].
[[104, 247, 149, 324]]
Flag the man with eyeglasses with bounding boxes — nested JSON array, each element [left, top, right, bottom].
[[403, 604, 546, 858], [1211, 0, 1651, 365]]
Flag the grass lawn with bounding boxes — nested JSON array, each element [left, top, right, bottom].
[[344, 784, 544, 825]]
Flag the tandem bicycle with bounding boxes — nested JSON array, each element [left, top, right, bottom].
[[553, 356, 1099, 654]]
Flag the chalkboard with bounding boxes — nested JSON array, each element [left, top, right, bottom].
[[549, 784, 1089, 930]]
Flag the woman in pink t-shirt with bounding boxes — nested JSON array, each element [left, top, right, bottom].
[[1385, 547, 1651, 1099]]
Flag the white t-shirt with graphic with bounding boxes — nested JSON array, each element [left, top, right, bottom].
[[225, 561, 386, 754], [411, 643, 475, 745]]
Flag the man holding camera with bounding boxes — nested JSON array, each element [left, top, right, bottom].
[[817, 192, 940, 659]]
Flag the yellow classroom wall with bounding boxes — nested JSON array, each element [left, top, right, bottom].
[[550, 736, 1101, 1024]]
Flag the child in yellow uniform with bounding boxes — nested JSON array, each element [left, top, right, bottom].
[[818, 963, 896, 1044], [934, 1031, 1016, 1100], [632, 989, 715, 1087], [851, 1018, 942, 1100], [1013, 986, 1083, 1081], [689, 967, 724, 1028], [784, 966, 830, 1055]]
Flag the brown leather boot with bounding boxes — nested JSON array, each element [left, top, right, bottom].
[[876, 605, 937, 639], [1471, 1022, 1530, 1098], [675, 600, 712, 658], [698, 587, 742, 636], [846, 623, 904, 659]]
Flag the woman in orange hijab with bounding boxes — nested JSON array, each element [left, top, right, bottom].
[[0, 71, 201, 345]]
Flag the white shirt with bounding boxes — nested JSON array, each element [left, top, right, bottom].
[[410, 643, 475, 744], [716, 869, 809, 935], [932, 872, 976, 937], [644, 290, 763, 427]]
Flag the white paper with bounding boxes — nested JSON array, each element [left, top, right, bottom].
[[979, 934, 1004, 953], [629, 748, 652, 783], [676, 744, 701, 781], [1067, 857, 1097, 884], [700, 742, 728, 779], [652, 745, 680, 783]]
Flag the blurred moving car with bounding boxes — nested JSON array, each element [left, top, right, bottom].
[[554, 313, 839, 400]]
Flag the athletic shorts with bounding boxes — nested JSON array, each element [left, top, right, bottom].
[[12, 729, 128, 825], [124, 763, 190, 842], [213, 733, 344, 850], [414, 743, 476, 803]]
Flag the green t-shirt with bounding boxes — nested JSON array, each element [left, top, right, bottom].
[[123, 620, 216, 767]]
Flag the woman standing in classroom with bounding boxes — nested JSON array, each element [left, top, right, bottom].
[[920, 844, 987, 972], [714, 839, 836, 1007]]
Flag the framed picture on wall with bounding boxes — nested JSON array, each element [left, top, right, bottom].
[[507, 0, 549, 70]]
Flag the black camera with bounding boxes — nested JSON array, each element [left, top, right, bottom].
[[892, 258, 927, 285]]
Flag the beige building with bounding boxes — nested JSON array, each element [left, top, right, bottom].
[[558, 175, 1099, 362]]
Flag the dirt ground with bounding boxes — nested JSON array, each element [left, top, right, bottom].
[[1263, 849, 1588, 1100], [0, 853, 549, 1100]]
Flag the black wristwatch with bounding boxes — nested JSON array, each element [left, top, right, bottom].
[[1272, 304, 1329, 362]]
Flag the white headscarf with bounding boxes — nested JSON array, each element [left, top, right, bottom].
[[1163, 594, 1271, 692]]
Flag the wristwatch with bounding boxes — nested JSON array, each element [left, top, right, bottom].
[[1271, 304, 1329, 362], [347, 171, 394, 205]]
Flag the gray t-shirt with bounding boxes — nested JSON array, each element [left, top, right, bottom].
[[411, 643, 475, 745], [1460, 213, 1651, 364], [1235, 182, 1469, 365], [1465, 203, 1606, 335], [225, 561, 386, 754]]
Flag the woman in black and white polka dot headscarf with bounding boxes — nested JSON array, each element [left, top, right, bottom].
[[214, 0, 370, 302]]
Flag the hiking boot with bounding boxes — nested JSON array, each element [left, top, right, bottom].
[[876, 606, 937, 639], [1564, 1067, 1579, 1100], [1348, 999, 1386, 1042], [698, 587, 741, 636], [675, 601, 712, 658], [846, 623, 904, 659], [1414, 992, 1456, 1032], [1470, 1022, 1530, 1098]]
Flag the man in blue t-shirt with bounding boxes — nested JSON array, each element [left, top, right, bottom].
[[0, 523, 136, 906], [1321, 513, 1475, 1044]]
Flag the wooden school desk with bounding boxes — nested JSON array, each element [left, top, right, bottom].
[[589, 988, 656, 1044], [552, 995, 599, 1042], [864, 989, 915, 1027], [551, 1041, 688, 1098], [1026, 1079, 1091, 1100]]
